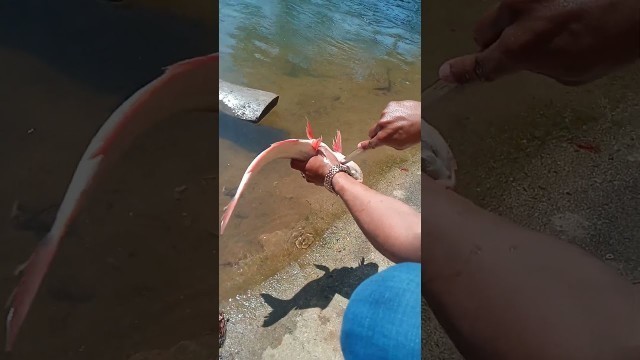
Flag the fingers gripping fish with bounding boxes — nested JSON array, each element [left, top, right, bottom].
[[4, 53, 218, 352], [219, 121, 364, 235]]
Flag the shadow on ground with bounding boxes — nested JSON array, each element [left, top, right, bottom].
[[260, 257, 378, 327]]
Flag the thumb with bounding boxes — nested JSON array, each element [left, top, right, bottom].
[[361, 124, 392, 149], [438, 41, 515, 84], [358, 137, 380, 150]]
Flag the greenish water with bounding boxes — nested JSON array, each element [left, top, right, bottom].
[[219, 0, 421, 301]]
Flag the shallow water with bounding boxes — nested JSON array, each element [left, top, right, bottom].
[[219, 0, 421, 301], [0, 1, 216, 358]]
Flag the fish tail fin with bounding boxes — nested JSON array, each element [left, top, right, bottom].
[[5, 233, 59, 352], [220, 197, 239, 236], [305, 118, 314, 140], [332, 130, 342, 153], [260, 293, 288, 310]]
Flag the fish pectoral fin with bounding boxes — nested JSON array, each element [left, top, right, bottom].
[[332, 130, 342, 153], [305, 118, 314, 140], [12, 258, 31, 277]]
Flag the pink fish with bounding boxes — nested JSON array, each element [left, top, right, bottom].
[[422, 119, 457, 189], [220, 121, 364, 235], [5, 53, 218, 352]]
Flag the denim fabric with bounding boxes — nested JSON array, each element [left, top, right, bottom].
[[340, 262, 421, 360]]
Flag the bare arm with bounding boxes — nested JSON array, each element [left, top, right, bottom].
[[332, 172, 420, 263], [291, 153, 420, 264], [291, 100, 421, 263], [422, 175, 640, 360]]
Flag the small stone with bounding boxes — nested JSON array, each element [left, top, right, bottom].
[[605, 254, 614, 260]]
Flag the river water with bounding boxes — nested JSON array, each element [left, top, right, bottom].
[[219, 0, 421, 302]]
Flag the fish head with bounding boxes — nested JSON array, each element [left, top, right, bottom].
[[318, 145, 363, 183], [306, 121, 362, 182], [344, 161, 364, 182]]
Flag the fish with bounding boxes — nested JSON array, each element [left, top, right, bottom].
[[421, 119, 457, 189], [219, 121, 364, 235], [4, 53, 218, 352]]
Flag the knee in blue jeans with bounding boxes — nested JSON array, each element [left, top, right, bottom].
[[340, 262, 421, 360]]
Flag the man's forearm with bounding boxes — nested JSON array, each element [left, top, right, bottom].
[[422, 175, 640, 359], [332, 172, 421, 263]]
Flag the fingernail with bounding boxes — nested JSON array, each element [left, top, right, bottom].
[[438, 63, 455, 84]]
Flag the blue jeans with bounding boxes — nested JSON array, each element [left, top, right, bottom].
[[340, 262, 421, 360]]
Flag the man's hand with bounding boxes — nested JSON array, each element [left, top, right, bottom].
[[439, 0, 640, 86], [290, 149, 340, 186], [359, 100, 421, 150]]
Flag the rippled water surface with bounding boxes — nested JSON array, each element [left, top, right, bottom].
[[219, 0, 421, 301]]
